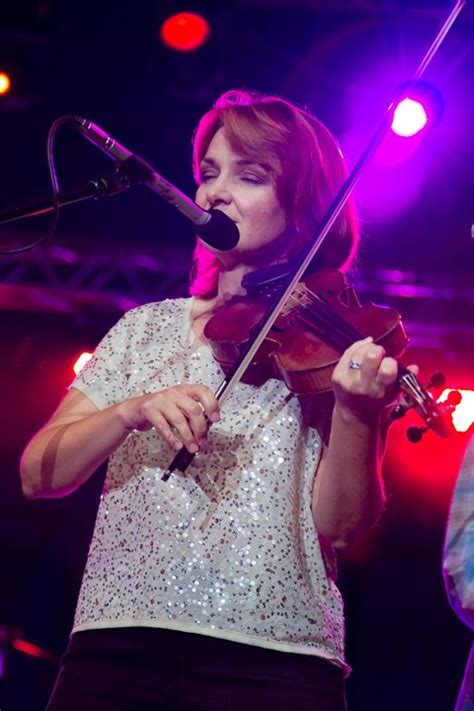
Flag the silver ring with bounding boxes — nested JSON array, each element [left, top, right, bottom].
[[348, 360, 362, 370]]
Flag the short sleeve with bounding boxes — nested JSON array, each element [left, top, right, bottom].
[[70, 305, 148, 410]]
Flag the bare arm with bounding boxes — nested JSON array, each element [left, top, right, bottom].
[[21, 388, 127, 498], [312, 406, 385, 548], [20, 384, 220, 499], [312, 337, 407, 548]]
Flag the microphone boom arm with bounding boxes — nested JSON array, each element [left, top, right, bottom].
[[0, 171, 132, 226]]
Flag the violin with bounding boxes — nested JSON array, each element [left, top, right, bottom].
[[203, 267, 459, 442], [205, 268, 407, 394]]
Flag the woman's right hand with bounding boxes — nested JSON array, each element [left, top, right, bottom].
[[118, 384, 220, 454], [21, 383, 220, 498]]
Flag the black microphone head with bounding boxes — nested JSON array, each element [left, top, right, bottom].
[[196, 209, 239, 251]]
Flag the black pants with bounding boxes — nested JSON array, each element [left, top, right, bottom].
[[47, 627, 347, 710]]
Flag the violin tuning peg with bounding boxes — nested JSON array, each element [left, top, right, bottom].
[[391, 403, 408, 420], [407, 425, 428, 443], [425, 371, 446, 389]]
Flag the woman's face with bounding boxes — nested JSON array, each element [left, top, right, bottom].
[[195, 128, 289, 266]]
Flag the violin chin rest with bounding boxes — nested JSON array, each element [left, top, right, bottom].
[[241, 262, 291, 291]]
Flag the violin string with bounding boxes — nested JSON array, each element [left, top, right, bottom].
[[286, 288, 364, 349], [296, 284, 364, 338], [286, 293, 359, 346]]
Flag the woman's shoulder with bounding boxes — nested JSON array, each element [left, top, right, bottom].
[[98, 297, 192, 352], [119, 296, 192, 327]]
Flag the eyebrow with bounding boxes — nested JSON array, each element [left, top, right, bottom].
[[200, 157, 269, 170]]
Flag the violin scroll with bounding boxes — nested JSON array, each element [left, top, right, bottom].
[[390, 368, 461, 442]]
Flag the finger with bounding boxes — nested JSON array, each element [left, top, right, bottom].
[[165, 403, 201, 453], [338, 338, 375, 376], [372, 356, 399, 402], [374, 356, 398, 387], [364, 344, 387, 376], [185, 384, 220, 423], [343, 341, 386, 381], [179, 397, 210, 445], [148, 411, 184, 452], [141, 394, 198, 452], [140, 398, 189, 450], [340, 337, 373, 366]]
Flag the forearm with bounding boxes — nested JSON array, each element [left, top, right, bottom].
[[21, 381, 219, 499], [20, 403, 129, 499], [312, 403, 386, 547]]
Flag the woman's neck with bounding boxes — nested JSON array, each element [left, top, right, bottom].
[[190, 264, 255, 341], [215, 263, 254, 304], [191, 254, 289, 340]]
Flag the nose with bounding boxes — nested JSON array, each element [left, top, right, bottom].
[[205, 176, 232, 208]]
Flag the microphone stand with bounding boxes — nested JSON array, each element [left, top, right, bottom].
[[0, 134, 239, 250]]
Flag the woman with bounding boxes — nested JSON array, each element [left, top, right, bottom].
[[21, 89, 401, 710]]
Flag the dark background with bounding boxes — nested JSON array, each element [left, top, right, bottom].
[[0, 1, 473, 709]]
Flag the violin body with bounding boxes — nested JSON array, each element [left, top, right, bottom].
[[204, 269, 408, 394]]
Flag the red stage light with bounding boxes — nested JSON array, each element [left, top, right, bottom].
[[160, 12, 210, 52], [12, 638, 58, 662], [73, 352, 93, 375], [0, 72, 12, 95]]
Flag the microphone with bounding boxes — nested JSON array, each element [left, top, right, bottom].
[[74, 117, 239, 251]]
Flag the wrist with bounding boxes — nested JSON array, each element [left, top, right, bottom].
[[333, 401, 381, 429], [115, 399, 137, 432]]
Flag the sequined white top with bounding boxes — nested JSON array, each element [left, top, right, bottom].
[[71, 298, 347, 670]]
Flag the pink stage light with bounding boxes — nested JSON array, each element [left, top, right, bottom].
[[391, 98, 428, 137], [73, 352, 93, 375]]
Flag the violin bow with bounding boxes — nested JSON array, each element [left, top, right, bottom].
[[162, 0, 466, 480]]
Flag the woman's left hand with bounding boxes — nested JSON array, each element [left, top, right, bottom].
[[331, 336, 416, 423]]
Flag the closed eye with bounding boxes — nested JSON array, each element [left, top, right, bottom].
[[240, 172, 268, 184], [200, 171, 217, 182]]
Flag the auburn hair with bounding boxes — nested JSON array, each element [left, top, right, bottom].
[[189, 89, 358, 298]]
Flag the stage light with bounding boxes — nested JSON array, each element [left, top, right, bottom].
[[73, 352, 93, 375], [391, 81, 443, 138], [0, 72, 12, 95], [12, 638, 58, 662], [160, 12, 210, 52], [392, 98, 428, 137], [440, 389, 474, 433]]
